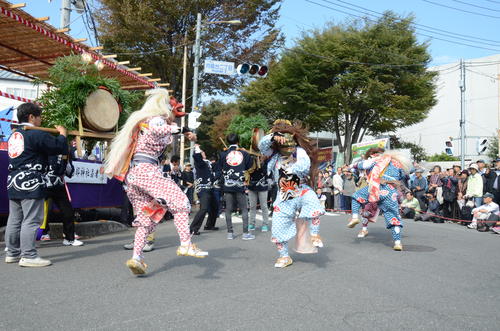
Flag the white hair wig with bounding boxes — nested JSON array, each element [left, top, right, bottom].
[[384, 149, 412, 173], [104, 88, 172, 178]]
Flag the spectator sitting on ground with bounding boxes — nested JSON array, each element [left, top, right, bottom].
[[415, 193, 442, 223], [401, 191, 421, 219], [468, 192, 499, 230]]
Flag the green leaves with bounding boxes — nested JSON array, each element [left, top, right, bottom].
[[226, 114, 269, 149], [36, 55, 143, 131], [238, 11, 437, 162], [427, 153, 459, 162], [95, 0, 284, 103]]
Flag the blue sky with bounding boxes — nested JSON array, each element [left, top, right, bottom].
[[17, 0, 500, 66]]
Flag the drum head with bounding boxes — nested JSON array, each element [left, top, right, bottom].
[[82, 88, 120, 132]]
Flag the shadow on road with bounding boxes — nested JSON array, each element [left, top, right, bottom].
[[146, 246, 247, 279], [292, 247, 332, 268]]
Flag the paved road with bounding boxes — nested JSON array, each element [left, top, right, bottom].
[[1, 213, 499, 331]]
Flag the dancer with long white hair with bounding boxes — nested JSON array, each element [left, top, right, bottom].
[[104, 89, 207, 275]]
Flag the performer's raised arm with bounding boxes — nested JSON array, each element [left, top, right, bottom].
[[258, 133, 274, 157], [287, 147, 310, 178]]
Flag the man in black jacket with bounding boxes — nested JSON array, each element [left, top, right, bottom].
[[216, 133, 253, 240], [181, 163, 194, 204], [5, 103, 68, 267], [43, 149, 84, 246], [189, 144, 218, 235]]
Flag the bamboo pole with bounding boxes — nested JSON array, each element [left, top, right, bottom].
[[22, 126, 115, 139], [10, 3, 26, 9]]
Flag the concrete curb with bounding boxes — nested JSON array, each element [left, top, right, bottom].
[[0, 220, 129, 242]]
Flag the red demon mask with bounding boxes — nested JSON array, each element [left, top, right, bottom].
[[170, 97, 186, 117]]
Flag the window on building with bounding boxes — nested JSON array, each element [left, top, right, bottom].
[[5, 87, 36, 99]]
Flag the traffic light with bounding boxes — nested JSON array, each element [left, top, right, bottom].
[[476, 137, 488, 154], [445, 141, 454, 156], [236, 63, 268, 77]]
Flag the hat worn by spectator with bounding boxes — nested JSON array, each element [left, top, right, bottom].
[[483, 192, 494, 199], [415, 168, 424, 173], [469, 163, 479, 171], [476, 159, 485, 164], [460, 170, 469, 176], [495, 158, 500, 163]]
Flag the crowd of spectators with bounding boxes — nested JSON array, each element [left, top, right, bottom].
[[131, 150, 500, 238], [317, 159, 500, 235]]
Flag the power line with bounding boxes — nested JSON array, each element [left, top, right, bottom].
[[84, 1, 100, 46], [284, 47, 465, 71], [451, 0, 500, 12], [323, 0, 500, 44], [114, 42, 192, 56], [421, 0, 500, 19], [305, 0, 500, 52], [465, 68, 499, 81]]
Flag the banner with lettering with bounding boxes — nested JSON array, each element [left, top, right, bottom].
[[65, 161, 107, 184]]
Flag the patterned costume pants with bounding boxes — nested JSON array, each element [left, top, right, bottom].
[[271, 187, 324, 257], [352, 185, 403, 241], [126, 163, 191, 258]]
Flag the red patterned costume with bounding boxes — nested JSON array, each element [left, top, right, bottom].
[[125, 117, 192, 258], [104, 89, 206, 275]]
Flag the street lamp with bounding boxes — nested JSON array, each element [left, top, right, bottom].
[[188, 13, 241, 164]]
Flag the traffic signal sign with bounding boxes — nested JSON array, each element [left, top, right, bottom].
[[236, 64, 268, 77], [445, 141, 454, 156], [476, 138, 488, 154]]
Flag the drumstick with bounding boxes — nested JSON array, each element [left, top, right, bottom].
[[219, 137, 228, 149]]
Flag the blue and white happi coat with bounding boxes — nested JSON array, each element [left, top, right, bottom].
[[352, 156, 406, 229], [258, 134, 324, 243]]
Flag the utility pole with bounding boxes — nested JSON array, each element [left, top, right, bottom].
[[60, 0, 71, 29], [189, 12, 202, 165], [459, 59, 466, 169], [498, 73, 500, 158], [180, 32, 188, 166]]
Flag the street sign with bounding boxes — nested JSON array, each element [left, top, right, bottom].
[[188, 112, 202, 129], [204, 60, 235, 76]]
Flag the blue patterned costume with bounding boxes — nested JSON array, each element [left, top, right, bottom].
[[351, 157, 406, 242], [259, 134, 325, 257]]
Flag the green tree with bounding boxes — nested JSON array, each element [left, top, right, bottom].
[[238, 12, 437, 163], [209, 107, 239, 152], [426, 153, 459, 162], [196, 99, 238, 156], [389, 135, 427, 162], [226, 114, 269, 149], [95, 0, 283, 105], [487, 139, 498, 160]]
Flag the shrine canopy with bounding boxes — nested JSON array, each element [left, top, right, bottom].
[[0, 1, 165, 90]]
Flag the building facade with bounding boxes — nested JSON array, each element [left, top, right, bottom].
[[0, 70, 43, 113], [391, 54, 500, 161]]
